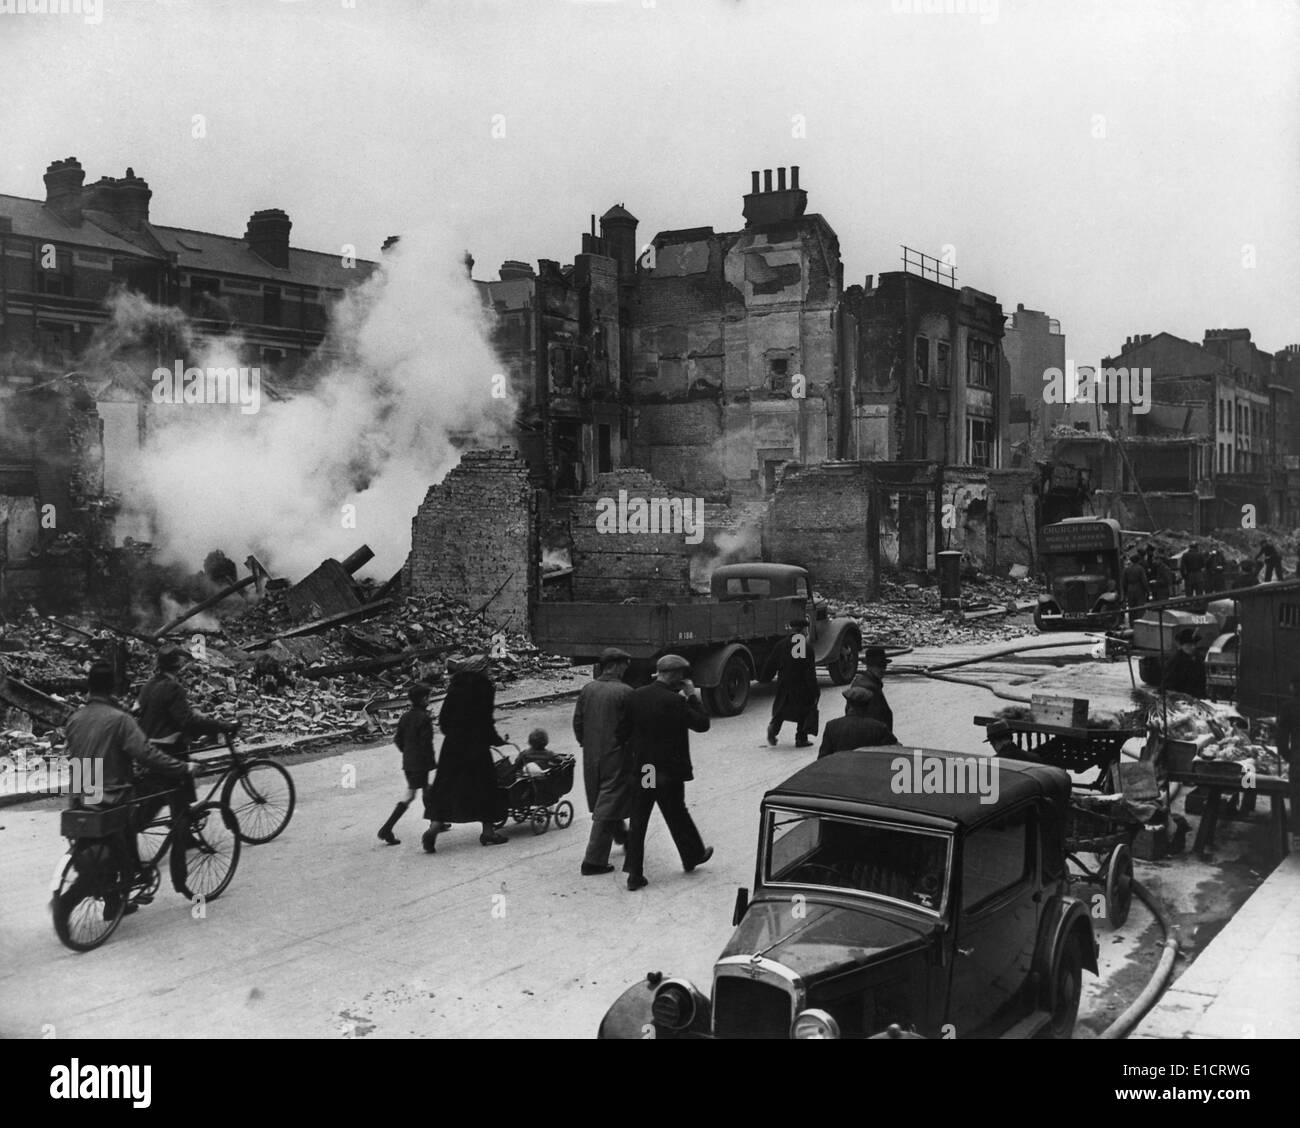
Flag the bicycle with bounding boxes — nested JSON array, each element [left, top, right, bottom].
[[51, 788, 241, 952], [137, 734, 295, 866]]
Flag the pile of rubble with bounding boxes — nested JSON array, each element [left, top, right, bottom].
[[826, 572, 1042, 650], [1, 582, 564, 756]]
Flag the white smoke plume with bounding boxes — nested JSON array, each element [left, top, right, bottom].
[[107, 227, 513, 580]]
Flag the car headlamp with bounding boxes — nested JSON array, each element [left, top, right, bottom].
[[792, 1008, 840, 1040], [650, 979, 698, 1032]]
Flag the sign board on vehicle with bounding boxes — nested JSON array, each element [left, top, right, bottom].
[[1040, 522, 1118, 554]]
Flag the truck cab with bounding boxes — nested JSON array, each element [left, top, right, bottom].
[[1034, 518, 1124, 631]]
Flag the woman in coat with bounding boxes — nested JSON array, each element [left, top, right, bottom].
[[422, 654, 509, 851]]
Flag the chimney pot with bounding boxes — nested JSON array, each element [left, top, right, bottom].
[[777, 167, 787, 191], [751, 170, 760, 194], [790, 165, 800, 190], [763, 169, 773, 193]]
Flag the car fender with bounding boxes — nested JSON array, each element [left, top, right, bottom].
[[813, 618, 860, 665], [691, 643, 753, 690], [1037, 896, 1099, 995], [597, 977, 662, 1040]]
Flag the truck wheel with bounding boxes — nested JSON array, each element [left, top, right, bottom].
[[711, 654, 751, 717], [827, 634, 860, 686]]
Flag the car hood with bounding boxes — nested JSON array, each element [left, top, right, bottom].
[[719, 898, 938, 981]]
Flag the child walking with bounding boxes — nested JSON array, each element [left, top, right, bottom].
[[377, 683, 437, 846]]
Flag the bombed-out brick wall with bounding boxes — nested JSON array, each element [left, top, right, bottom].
[[767, 462, 877, 597], [404, 448, 536, 632], [570, 468, 697, 600], [988, 468, 1040, 572]]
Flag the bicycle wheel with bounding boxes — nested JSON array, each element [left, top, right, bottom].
[[178, 802, 241, 901], [222, 759, 296, 844], [137, 815, 170, 868], [51, 840, 128, 952]]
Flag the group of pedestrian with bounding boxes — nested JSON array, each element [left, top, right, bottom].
[[377, 653, 510, 852], [573, 648, 714, 890]]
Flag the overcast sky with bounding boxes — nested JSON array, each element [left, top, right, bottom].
[[5, 0, 1298, 372]]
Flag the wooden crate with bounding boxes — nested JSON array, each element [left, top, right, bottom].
[[1030, 694, 1089, 727]]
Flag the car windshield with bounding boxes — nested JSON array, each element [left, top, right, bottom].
[[765, 809, 951, 915]]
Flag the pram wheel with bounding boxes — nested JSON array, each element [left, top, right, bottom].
[[512, 811, 528, 824], [553, 800, 574, 830], [530, 810, 551, 835]]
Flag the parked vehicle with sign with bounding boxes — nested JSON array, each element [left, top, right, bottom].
[[1034, 518, 1124, 631], [533, 563, 861, 716], [597, 748, 1099, 1039]]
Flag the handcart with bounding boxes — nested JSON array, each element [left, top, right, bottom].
[[975, 714, 1153, 928]]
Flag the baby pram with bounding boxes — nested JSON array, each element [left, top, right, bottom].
[[492, 743, 576, 836]]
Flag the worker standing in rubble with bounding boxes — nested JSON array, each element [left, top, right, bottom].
[[573, 647, 634, 874], [422, 654, 510, 851], [1180, 543, 1206, 597], [377, 683, 438, 846], [1123, 552, 1149, 623], [1256, 540, 1285, 582]]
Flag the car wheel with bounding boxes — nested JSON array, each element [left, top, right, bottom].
[[1042, 937, 1084, 1039], [826, 634, 859, 686]]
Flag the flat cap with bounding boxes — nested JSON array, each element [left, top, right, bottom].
[[600, 647, 632, 663], [842, 685, 875, 704], [157, 644, 189, 667], [984, 720, 1014, 742], [862, 646, 891, 667], [656, 654, 690, 672]]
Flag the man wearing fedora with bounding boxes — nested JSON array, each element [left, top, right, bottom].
[[574, 647, 635, 875], [616, 654, 713, 891], [760, 617, 820, 748], [1161, 628, 1206, 697], [849, 646, 895, 732], [817, 684, 898, 757]]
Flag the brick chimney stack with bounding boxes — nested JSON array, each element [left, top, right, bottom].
[[43, 157, 85, 225], [742, 164, 809, 228], [599, 203, 639, 278], [84, 167, 152, 231], [245, 208, 292, 269]]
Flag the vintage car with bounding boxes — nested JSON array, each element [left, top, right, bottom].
[[597, 748, 1099, 1039]]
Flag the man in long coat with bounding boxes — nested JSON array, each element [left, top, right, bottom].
[[817, 685, 898, 758], [574, 647, 635, 875], [617, 654, 712, 891], [1161, 629, 1206, 698], [761, 618, 820, 748]]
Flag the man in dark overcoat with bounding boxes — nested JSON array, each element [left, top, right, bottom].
[[761, 618, 820, 748], [849, 646, 894, 732], [617, 654, 713, 891], [574, 648, 635, 875], [817, 685, 898, 758]]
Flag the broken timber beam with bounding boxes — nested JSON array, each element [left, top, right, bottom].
[[299, 642, 451, 680], [244, 598, 398, 650], [0, 673, 74, 727], [155, 568, 265, 640]]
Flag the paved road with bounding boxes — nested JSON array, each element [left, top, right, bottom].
[[0, 637, 1150, 1039]]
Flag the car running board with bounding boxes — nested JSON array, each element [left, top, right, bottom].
[[1001, 1010, 1052, 1039]]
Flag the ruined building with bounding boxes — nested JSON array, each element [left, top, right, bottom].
[[0, 157, 376, 608]]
